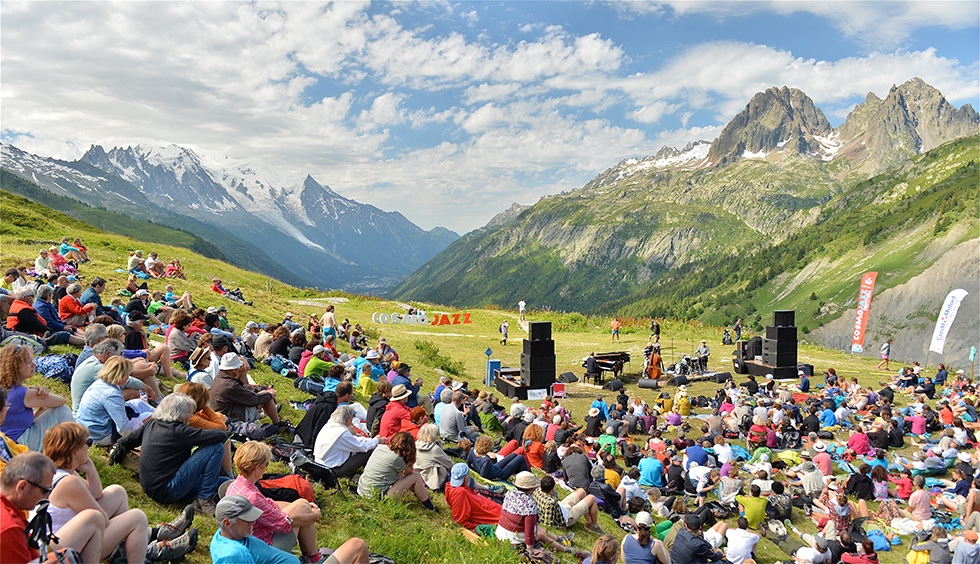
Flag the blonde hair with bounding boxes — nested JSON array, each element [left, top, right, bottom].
[[416, 423, 440, 444], [590, 534, 620, 564], [106, 324, 126, 341], [234, 441, 273, 476], [98, 356, 134, 386]]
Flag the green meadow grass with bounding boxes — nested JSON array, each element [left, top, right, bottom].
[[3, 190, 939, 563]]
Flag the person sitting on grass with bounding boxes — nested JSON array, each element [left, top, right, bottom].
[[175, 381, 233, 478], [34, 285, 85, 339], [0, 343, 74, 452], [34, 248, 54, 277], [210, 352, 283, 430], [165, 259, 186, 280], [5, 288, 83, 346], [496, 471, 580, 559], [414, 423, 455, 490], [123, 311, 184, 384], [145, 252, 166, 278], [109, 393, 227, 515], [75, 356, 155, 446], [314, 405, 380, 480], [226, 441, 323, 562], [468, 435, 529, 482], [43, 421, 199, 563], [444, 462, 503, 531], [534, 474, 604, 534], [356, 431, 438, 511], [736, 484, 768, 530]]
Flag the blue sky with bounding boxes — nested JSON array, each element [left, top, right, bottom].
[[2, 1, 977, 233]]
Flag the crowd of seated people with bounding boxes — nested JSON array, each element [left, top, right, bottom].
[[4, 248, 980, 564]]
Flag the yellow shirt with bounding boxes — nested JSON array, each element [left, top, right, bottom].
[[0, 433, 29, 475]]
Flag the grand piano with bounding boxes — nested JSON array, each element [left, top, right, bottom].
[[582, 351, 631, 384]]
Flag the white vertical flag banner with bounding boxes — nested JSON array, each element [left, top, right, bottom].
[[929, 289, 968, 354]]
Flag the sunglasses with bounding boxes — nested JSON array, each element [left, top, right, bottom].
[[25, 480, 52, 495]]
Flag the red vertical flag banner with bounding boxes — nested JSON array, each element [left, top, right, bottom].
[[850, 272, 878, 353]]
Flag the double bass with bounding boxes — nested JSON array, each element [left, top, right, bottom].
[[644, 351, 662, 380]]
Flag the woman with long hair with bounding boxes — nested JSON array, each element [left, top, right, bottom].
[[176, 381, 233, 477], [0, 343, 73, 451], [586, 534, 621, 564]]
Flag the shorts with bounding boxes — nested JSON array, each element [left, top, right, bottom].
[[325, 555, 341, 564], [704, 528, 723, 549], [612, 330, 620, 335], [271, 529, 297, 552], [881, 353, 889, 360]]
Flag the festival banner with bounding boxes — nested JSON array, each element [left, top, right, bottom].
[[929, 289, 969, 354], [850, 272, 878, 353]]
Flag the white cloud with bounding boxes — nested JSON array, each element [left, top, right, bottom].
[[612, 1, 979, 48]]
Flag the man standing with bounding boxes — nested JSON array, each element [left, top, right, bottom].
[[695, 340, 710, 373], [500, 320, 509, 345], [876, 339, 893, 371], [734, 318, 742, 341], [650, 319, 660, 338], [518, 299, 526, 321], [611, 318, 621, 342]]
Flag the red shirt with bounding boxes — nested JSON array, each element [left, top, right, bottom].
[[1, 494, 38, 564], [378, 401, 412, 439], [444, 485, 502, 529]]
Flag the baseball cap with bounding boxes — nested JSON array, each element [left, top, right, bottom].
[[134, 289, 149, 297], [965, 530, 978, 542], [215, 495, 263, 522], [211, 334, 231, 349], [245, 321, 259, 330], [685, 514, 701, 529], [449, 463, 470, 488], [635, 511, 653, 527], [216, 305, 227, 312], [312, 345, 326, 356]]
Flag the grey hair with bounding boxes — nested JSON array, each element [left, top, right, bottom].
[[330, 404, 357, 425], [417, 423, 440, 444], [84, 323, 109, 346], [0, 451, 55, 490], [440, 388, 453, 404], [152, 393, 197, 422], [66, 283, 82, 295], [35, 285, 54, 301], [14, 287, 35, 301], [92, 338, 124, 358]]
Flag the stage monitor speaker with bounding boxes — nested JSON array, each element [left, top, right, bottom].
[[602, 379, 623, 391], [558, 372, 579, 383], [773, 310, 795, 327], [766, 326, 798, 341], [713, 372, 733, 384], [669, 374, 689, 386], [733, 359, 748, 374], [528, 321, 552, 341], [637, 378, 659, 389]]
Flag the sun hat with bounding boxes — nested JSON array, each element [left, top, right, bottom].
[[813, 441, 827, 452], [553, 415, 562, 424], [216, 305, 227, 312], [449, 463, 470, 488], [958, 452, 972, 462], [391, 384, 412, 401], [514, 471, 540, 489], [451, 381, 464, 391], [956, 369, 965, 375], [134, 289, 149, 297], [801, 461, 816, 472], [478, 391, 489, 401], [588, 407, 600, 417], [245, 321, 259, 330], [211, 334, 231, 349], [378, 337, 387, 344], [365, 350, 380, 360], [523, 411, 535, 423], [128, 311, 148, 322], [635, 511, 653, 527], [339, 353, 350, 363], [284, 312, 293, 318], [207, 306, 217, 313], [312, 345, 326, 356], [215, 495, 263, 522], [189, 347, 210, 366], [219, 353, 243, 371]]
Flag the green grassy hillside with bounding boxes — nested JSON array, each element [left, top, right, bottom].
[[0, 192, 957, 564]]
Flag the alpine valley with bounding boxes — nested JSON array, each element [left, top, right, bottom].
[[393, 77, 979, 365], [1, 143, 459, 293]]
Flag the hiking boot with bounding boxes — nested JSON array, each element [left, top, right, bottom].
[[193, 495, 218, 516], [146, 527, 198, 561], [156, 504, 194, 541]]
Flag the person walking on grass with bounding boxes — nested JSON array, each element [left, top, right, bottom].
[[876, 339, 893, 371], [518, 299, 527, 321], [500, 320, 509, 346]]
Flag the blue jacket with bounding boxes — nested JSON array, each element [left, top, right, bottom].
[[76, 379, 129, 443], [33, 298, 65, 331], [391, 373, 421, 408]]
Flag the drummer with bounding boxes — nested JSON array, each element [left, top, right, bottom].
[[695, 339, 710, 372]]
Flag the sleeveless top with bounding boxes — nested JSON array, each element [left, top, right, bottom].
[[1, 386, 33, 441], [622, 534, 657, 563], [48, 470, 75, 534]]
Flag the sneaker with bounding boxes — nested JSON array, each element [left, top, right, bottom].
[[146, 528, 198, 561], [487, 484, 506, 494], [156, 503, 194, 540], [556, 532, 574, 547], [193, 495, 217, 516], [585, 523, 605, 534]]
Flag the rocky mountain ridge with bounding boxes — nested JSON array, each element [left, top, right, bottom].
[[2, 143, 458, 292], [394, 78, 979, 317]]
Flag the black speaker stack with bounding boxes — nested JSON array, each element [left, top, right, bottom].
[[762, 310, 797, 372], [521, 322, 557, 389]]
